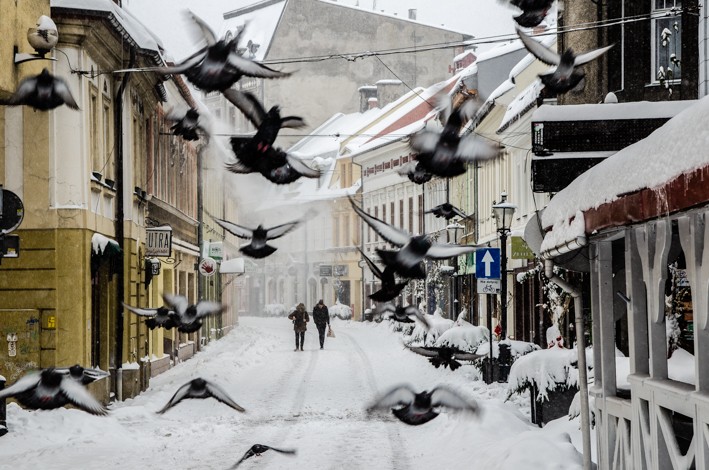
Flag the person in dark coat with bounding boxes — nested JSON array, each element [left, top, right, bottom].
[[287, 303, 309, 351], [312, 299, 330, 350]]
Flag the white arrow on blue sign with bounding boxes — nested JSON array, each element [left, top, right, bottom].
[[475, 248, 501, 279]]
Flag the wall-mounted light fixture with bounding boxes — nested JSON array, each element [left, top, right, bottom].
[[14, 15, 59, 65]]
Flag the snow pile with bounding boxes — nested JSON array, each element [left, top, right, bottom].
[[263, 303, 287, 317], [540, 210, 585, 254], [507, 347, 579, 402], [329, 301, 352, 320], [435, 320, 489, 352], [407, 308, 454, 346]]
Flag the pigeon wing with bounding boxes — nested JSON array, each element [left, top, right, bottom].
[[222, 89, 266, 127], [60, 377, 108, 415], [367, 384, 417, 411], [0, 372, 41, 399], [265, 220, 301, 240], [204, 380, 246, 412], [431, 386, 479, 413], [454, 351, 486, 362], [451, 206, 467, 219], [409, 131, 441, 154], [186, 10, 217, 46], [225, 159, 254, 174], [156, 382, 193, 414], [455, 136, 501, 161], [226, 53, 291, 79], [213, 218, 254, 239], [349, 196, 411, 246], [263, 445, 296, 455], [154, 52, 207, 75], [404, 306, 431, 330], [53, 78, 79, 110], [122, 302, 160, 317], [231, 448, 257, 468], [426, 243, 478, 260], [162, 293, 190, 316], [516, 28, 560, 66], [573, 44, 614, 66], [285, 154, 321, 178], [280, 116, 306, 129], [357, 247, 384, 280], [395, 161, 418, 176], [8, 76, 39, 104], [405, 345, 439, 358], [195, 301, 224, 319]]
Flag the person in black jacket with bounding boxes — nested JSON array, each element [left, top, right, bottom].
[[312, 299, 330, 350]]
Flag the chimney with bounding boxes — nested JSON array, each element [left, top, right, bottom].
[[376, 79, 404, 108], [368, 97, 379, 110], [408, 9, 417, 20], [358, 85, 378, 112]]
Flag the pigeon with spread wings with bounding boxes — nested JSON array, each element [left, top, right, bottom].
[[122, 303, 178, 330], [349, 196, 478, 279], [157, 377, 245, 414], [0, 368, 108, 415], [165, 107, 211, 142], [231, 444, 296, 468], [410, 96, 501, 178], [212, 216, 302, 259], [366, 384, 479, 425], [426, 202, 467, 221], [395, 160, 433, 185], [2, 68, 79, 111], [357, 248, 409, 302], [517, 27, 613, 94], [404, 345, 484, 371], [154, 11, 289, 92], [378, 303, 430, 331], [499, 0, 554, 27], [55, 365, 110, 385], [162, 294, 224, 334]]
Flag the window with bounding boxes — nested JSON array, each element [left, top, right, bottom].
[[399, 200, 404, 228], [418, 194, 424, 234], [408, 197, 413, 233], [652, 0, 682, 83], [89, 88, 100, 173], [103, 101, 113, 180], [390, 202, 395, 225], [382, 204, 386, 228]]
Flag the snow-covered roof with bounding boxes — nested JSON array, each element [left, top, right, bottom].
[[497, 78, 543, 133], [52, 0, 165, 60], [540, 97, 706, 237], [221, 0, 286, 62], [532, 99, 694, 123]]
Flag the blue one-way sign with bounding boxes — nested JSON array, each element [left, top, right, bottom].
[[475, 248, 501, 279]]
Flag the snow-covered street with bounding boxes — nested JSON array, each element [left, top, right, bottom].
[[1, 317, 583, 469]]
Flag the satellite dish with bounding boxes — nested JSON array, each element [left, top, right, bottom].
[[1, 189, 25, 235], [523, 208, 589, 273]]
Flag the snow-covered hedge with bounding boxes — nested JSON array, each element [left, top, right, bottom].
[[435, 320, 489, 352], [475, 339, 540, 359], [506, 347, 579, 402], [407, 308, 453, 346], [329, 301, 352, 320], [263, 304, 288, 317]]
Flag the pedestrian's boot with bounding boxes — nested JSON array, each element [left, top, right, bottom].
[[300, 347, 304, 351]]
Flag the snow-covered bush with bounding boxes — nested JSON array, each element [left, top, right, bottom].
[[475, 339, 540, 359], [407, 308, 453, 346], [506, 347, 579, 402], [329, 301, 352, 320], [263, 303, 287, 317], [435, 320, 489, 352]]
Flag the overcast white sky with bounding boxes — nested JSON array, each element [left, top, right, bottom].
[[124, 0, 516, 61]]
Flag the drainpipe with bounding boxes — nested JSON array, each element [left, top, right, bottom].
[[544, 259, 591, 470], [114, 47, 136, 402]]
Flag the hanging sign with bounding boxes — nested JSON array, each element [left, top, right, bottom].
[[199, 257, 217, 277], [146, 226, 172, 257]]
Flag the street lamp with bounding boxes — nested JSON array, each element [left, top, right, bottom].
[[447, 221, 464, 320], [492, 192, 517, 341]]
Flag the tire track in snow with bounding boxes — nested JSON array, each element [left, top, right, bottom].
[[338, 329, 412, 470]]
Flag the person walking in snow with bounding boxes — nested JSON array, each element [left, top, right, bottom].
[[312, 299, 330, 350], [288, 303, 309, 351]]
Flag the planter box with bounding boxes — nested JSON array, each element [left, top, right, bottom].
[[150, 355, 171, 378], [530, 383, 578, 427], [177, 342, 195, 362]]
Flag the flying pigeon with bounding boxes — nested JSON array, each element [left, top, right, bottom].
[[231, 444, 296, 468], [212, 216, 303, 259], [500, 0, 554, 28], [357, 248, 409, 302], [27, 15, 58, 55], [226, 142, 321, 185], [378, 303, 430, 330], [56, 365, 110, 385], [395, 160, 433, 185], [349, 196, 478, 279], [165, 107, 211, 142], [2, 68, 79, 111], [517, 27, 614, 94], [404, 345, 484, 371], [0, 368, 108, 415], [155, 11, 290, 92], [157, 377, 245, 414], [366, 384, 479, 426], [122, 302, 178, 330], [410, 96, 501, 178], [223, 89, 306, 148], [426, 202, 467, 221], [161, 294, 224, 333]]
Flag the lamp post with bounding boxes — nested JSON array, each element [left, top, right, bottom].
[[492, 192, 517, 341], [447, 221, 464, 320]]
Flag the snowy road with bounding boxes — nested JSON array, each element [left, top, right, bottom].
[[1, 317, 584, 469]]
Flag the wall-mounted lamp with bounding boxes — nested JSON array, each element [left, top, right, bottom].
[[14, 15, 59, 65]]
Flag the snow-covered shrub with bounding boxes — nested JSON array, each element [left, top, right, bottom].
[[506, 347, 579, 402], [329, 301, 352, 320], [475, 339, 540, 359], [263, 303, 287, 317], [435, 320, 489, 352]]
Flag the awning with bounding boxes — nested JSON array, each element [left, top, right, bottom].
[[91, 233, 122, 277]]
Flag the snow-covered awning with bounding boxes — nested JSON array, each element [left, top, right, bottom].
[[540, 96, 708, 249], [91, 233, 122, 276]]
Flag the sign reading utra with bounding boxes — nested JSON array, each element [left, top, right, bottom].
[[146, 226, 172, 257]]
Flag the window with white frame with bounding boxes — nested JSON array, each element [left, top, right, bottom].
[[652, 0, 682, 84]]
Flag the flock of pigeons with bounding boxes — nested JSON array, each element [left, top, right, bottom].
[[0, 1, 613, 464]]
